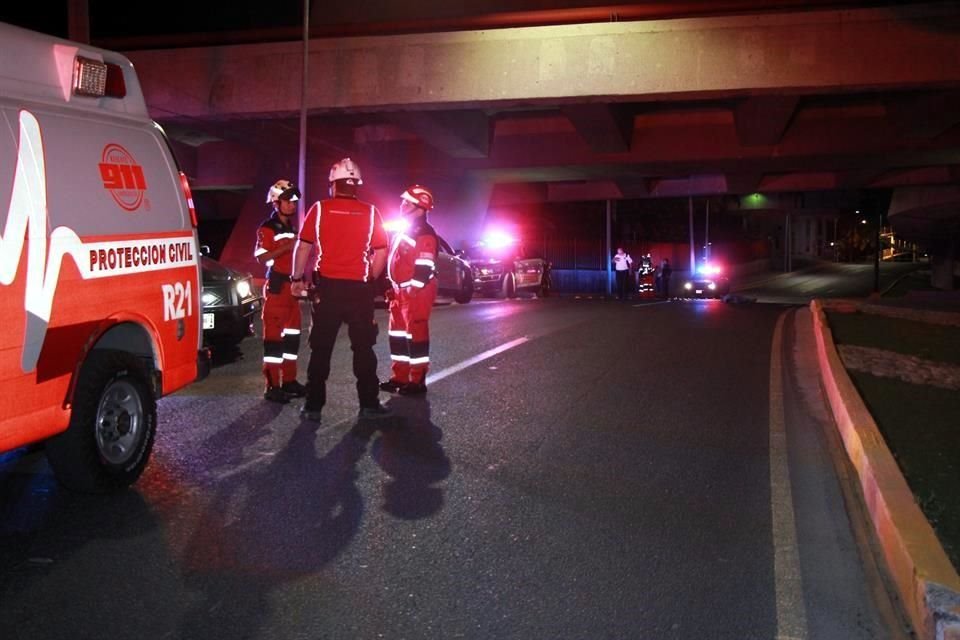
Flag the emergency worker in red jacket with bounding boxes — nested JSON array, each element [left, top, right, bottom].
[[290, 158, 392, 423], [255, 179, 307, 403], [379, 185, 439, 396]]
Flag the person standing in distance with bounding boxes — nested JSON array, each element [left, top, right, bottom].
[[290, 158, 392, 423], [380, 185, 439, 396], [613, 247, 633, 300], [660, 258, 673, 300], [255, 179, 307, 403]]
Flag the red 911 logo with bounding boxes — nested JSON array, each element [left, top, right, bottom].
[[99, 144, 147, 211]]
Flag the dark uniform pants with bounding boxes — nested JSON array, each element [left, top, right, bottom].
[[615, 269, 631, 299], [304, 277, 380, 411], [261, 280, 301, 389], [387, 280, 437, 385]]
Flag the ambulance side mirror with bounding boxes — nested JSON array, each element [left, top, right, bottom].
[[200, 244, 211, 256]]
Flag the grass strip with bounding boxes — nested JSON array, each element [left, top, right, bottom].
[[844, 372, 960, 571], [826, 311, 960, 366]]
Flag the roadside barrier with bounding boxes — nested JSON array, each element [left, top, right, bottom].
[[810, 299, 960, 640]]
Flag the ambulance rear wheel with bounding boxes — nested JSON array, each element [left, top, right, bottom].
[[46, 350, 157, 493]]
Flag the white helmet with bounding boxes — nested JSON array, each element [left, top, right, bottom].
[[329, 157, 363, 185], [266, 179, 300, 204]]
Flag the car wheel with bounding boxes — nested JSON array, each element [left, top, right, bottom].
[[454, 270, 473, 304], [502, 272, 517, 299], [46, 350, 156, 493]]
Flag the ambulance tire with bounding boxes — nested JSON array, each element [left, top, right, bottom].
[[46, 350, 157, 494], [502, 272, 517, 299], [454, 271, 474, 304]]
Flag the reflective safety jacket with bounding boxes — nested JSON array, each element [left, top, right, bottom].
[[387, 219, 438, 289], [299, 198, 388, 282], [254, 213, 298, 278]]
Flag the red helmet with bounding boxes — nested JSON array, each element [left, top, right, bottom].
[[400, 184, 434, 211]]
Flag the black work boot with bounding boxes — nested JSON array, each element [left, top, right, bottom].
[[378, 379, 404, 393], [358, 403, 393, 420], [281, 380, 307, 398], [263, 386, 289, 404], [299, 406, 322, 422], [398, 382, 427, 396]]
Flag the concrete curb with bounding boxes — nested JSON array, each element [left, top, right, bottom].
[[810, 299, 960, 640]]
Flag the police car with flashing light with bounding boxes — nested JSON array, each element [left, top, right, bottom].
[[681, 261, 730, 298], [466, 231, 552, 298]]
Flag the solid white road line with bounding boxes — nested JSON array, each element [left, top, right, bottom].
[[425, 336, 530, 386], [770, 310, 809, 640]]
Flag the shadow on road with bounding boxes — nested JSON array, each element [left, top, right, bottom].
[[0, 471, 186, 639], [0, 392, 453, 638], [174, 412, 367, 638], [371, 397, 450, 519]]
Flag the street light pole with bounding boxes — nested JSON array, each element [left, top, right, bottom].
[[874, 210, 881, 293], [67, 0, 90, 43], [704, 199, 710, 262], [688, 195, 695, 275], [298, 0, 310, 229], [606, 200, 612, 296], [784, 212, 791, 272]]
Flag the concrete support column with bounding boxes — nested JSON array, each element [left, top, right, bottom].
[[219, 159, 295, 276], [67, 0, 89, 43], [930, 231, 957, 290]]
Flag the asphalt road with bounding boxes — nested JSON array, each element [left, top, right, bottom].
[[0, 266, 916, 639], [729, 260, 920, 304]]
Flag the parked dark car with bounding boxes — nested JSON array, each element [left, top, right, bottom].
[[436, 236, 474, 304], [375, 233, 473, 304], [200, 252, 262, 348]]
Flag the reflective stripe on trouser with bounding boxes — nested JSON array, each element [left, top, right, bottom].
[[262, 281, 302, 389], [388, 280, 437, 384]]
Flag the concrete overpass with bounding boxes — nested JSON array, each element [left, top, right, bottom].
[[117, 1, 960, 281]]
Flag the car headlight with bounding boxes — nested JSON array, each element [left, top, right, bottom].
[[684, 282, 693, 290], [201, 291, 217, 306], [708, 282, 716, 290], [235, 279, 251, 298]]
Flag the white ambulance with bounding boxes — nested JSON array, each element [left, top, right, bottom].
[[0, 22, 208, 492]]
